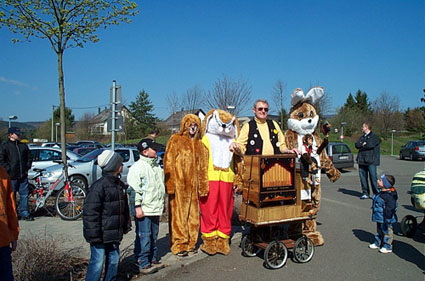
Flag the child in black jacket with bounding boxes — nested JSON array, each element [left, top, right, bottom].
[[83, 150, 131, 281]]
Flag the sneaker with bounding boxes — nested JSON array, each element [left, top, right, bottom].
[[360, 194, 369, 200], [176, 250, 188, 257], [22, 216, 34, 221], [151, 260, 165, 269], [379, 248, 392, 254], [139, 265, 158, 275], [368, 243, 379, 249]]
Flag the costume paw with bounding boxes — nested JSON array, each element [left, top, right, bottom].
[[216, 237, 230, 255], [200, 236, 217, 255]]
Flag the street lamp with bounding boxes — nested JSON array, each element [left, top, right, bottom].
[[391, 129, 396, 156], [226, 105, 236, 114], [340, 122, 347, 142], [55, 122, 60, 143], [8, 115, 18, 128]]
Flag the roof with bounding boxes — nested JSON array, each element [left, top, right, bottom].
[[89, 105, 131, 124], [162, 109, 206, 128]]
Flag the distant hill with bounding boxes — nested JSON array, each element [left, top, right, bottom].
[[0, 120, 45, 130]]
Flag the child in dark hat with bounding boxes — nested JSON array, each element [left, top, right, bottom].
[[127, 138, 166, 274], [83, 150, 131, 281], [369, 174, 398, 254]]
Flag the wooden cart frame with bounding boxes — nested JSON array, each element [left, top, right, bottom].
[[239, 154, 316, 269]]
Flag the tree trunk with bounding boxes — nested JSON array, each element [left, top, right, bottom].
[[57, 51, 68, 176]]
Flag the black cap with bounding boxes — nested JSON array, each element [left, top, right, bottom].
[[8, 127, 22, 135], [137, 138, 162, 152]]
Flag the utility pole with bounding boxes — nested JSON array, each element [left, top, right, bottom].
[[111, 80, 117, 151], [51, 105, 55, 142]]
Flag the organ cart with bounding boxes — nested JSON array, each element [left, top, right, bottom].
[[239, 154, 316, 269]]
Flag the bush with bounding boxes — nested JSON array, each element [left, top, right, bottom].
[[12, 233, 88, 281]]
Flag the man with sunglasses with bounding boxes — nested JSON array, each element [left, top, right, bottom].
[[230, 100, 298, 155]]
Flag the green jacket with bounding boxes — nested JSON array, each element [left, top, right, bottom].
[[127, 156, 165, 216]]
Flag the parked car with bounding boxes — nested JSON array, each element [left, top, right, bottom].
[[41, 142, 61, 148], [40, 147, 140, 190], [326, 142, 354, 169], [399, 140, 425, 161], [73, 147, 97, 156], [75, 140, 104, 148], [29, 147, 81, 179]]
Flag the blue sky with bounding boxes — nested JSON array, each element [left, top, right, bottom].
[[0, 0, 424, 122]]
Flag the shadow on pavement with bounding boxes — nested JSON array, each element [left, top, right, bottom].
[[352, 229, 374, 243], [393, 240, 425, 272], [353, 228, 425, 272], [338, 188, 363, 198]]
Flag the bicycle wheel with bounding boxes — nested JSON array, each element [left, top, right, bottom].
[[241, 235, 261, 257], [293, 236, 315, 263], [400, 215, 417, 238], [264, 240, 288, 269], [55, 183, 86, 221]]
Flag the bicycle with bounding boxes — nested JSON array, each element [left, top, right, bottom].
[[29, 160, 87, 220]]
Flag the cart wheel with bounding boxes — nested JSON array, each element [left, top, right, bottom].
[[264, 240, 288, 269], [293, 236, 315, 263], [241, 236, 261, 257], [401, 215, 417, 238]]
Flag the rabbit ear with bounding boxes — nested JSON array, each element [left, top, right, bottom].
[[305, 87, 324, 104], [291, 88, 305, 106]]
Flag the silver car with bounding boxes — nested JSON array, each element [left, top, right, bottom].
[[40, 147, 140, 190], [29, 146, 80, 180]]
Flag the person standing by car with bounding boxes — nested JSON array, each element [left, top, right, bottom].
[[83, 150, 131, 281], [127, 138, 166, 275], [355, 122, 380, 199], [0, 127, 33, 221], [0, 165, 19, 281]]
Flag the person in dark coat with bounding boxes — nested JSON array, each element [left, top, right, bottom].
[[355, 122, 380, 199], [83, 150, 131, 281], [0, 127, 33, 220]]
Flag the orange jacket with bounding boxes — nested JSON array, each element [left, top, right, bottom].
[[0, 165, 19, 247]]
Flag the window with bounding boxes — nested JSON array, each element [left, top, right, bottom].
[[116, 150, 130, 162], [133, 150, 140, 162], [332, 144, 351, 154], [39, 149, 61, 161]]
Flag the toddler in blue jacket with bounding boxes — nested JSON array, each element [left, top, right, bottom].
[[369, 174, 398, 253]]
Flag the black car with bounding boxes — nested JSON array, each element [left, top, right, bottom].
[[326, 142, 354, 169], [399, 140, 425, 161]]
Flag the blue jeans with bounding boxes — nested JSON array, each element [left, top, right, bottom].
[[358, 164, 379, 196], [127, 187, 136, 217], [85, 243, 120, 281], [12, 178, 30, 218], [373, 222, 393, 250], [0, 246, 14, 281], [134, 216, 159, 268]]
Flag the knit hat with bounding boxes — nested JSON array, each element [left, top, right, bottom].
[[97, 150, 123, 172]]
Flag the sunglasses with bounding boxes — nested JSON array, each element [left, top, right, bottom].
[[256, 107, 269, 112]]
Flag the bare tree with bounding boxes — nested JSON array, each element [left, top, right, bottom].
[[74, 112, 95, 140], [183, 85, 205, 111], [271, 80, 287, 129], [372, 92, 403, 136], [206, 75, 252, 116], [166, 91, 181, 114]]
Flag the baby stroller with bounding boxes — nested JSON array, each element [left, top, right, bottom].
[[400, 170, 425, 237]]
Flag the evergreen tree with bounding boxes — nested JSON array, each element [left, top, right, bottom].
[[128, 90, 158, 137], [354, 89, 371, 113], [343, 93, 356, 110]]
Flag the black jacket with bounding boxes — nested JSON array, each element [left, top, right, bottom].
[[355, 131, 380, 166], [0, 140, 32, 180], [83, 174, 131, 244]]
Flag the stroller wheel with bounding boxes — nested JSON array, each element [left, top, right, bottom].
[[401, 215, 417, 238]]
